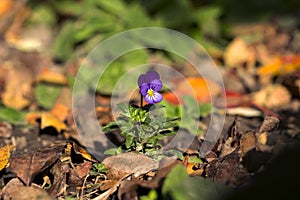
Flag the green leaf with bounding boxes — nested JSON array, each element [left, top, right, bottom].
[[125, 135, 135, 149], [163, 165, 230, 200], [34, 84, 62, 109], [162, 165, 189, 196], [188, 157, 203, 164], [0, 107, 26, 125], [195, 6, 222, 38], [102, 121, 119, 132], [199, 103, 212, 117], [140, 189, 158, 200], [117, 103, 130, 113], [104, 146, 123, 155], [54, 22, 76, 61]]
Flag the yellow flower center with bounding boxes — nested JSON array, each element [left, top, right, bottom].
[[147, 89, 154, 97]]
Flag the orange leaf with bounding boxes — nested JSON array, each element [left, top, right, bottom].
[[36, 68, 68, 85], [257, 57, 282, 76], [178, 77, 221, 103], [163, 91, 181, 105], [25, 112, 41, 125], [258, 55, 300, 77], [50, 103, 69, 122], [40, 112, 67, 133]]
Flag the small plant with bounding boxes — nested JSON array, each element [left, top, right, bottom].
[[103, 71, 179, 158], [89, 163, 109, 177]]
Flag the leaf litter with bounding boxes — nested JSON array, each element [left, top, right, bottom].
[[0, 1, 300, 199]]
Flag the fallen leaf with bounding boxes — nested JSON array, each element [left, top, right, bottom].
[[0, 144, 15, 171], [252, 84, 291, 108], [48, 160, 68, 197], [40, 112, 67, 133], [72, 142, 97, 162], [25, 112, 41, 125], [165, 77, 222, 104], [223, 37, 256, 68], [2, 62, 33, 110], [101, 152, 159, 180], [257, 116, 280, 134], [9, 145, 62, 185], [1, 178, 52, 200], [69, 161, 93, 186], [36, 67, 68, 85], [51, 103, 69, 122], [257, 55, 300, 79]]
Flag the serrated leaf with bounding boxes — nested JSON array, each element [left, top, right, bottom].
[[34, 84, 62, 109]]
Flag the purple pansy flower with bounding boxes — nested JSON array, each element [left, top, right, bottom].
[[138, 71, 163, 104]]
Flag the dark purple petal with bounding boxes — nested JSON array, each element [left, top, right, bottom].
[[145, 91, 163, 104], [138, 74, 147, 87], [140, 83, 149, 96], [145, 71, 160, 83], [149, 79, 162, 91]]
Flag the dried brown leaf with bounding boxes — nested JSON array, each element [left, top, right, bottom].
[[101, 152, 159, 180], [9, 146, 62, 185], [1, 178, 52, 200]]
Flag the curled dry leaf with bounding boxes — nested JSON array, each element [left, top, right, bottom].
[[257, 116, 280, 134], [2, 62, 33, 110], [9, 145, 62, 185], [252, 84, 291, 108]]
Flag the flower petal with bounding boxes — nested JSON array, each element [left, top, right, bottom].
[[149, 79, 162, 91], [145, 91, 162, 104], [138, 74, 147, 87], [152, 92, 163, 103], [145, 71, 160, 83], [140, 83, 149, 96]]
